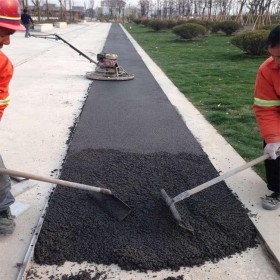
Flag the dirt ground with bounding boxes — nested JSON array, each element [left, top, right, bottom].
[[34, 149, 257, 272]]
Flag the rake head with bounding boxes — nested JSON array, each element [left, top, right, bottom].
[[161, 189, 194, 234]]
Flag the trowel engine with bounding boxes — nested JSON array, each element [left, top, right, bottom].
[[86, 52, 134, 81], [97, 53, 118, 68]]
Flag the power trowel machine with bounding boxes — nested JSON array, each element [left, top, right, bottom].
[[32, 33, 134, 81]]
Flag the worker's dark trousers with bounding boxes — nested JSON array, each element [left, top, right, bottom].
[[264, 142, 280, 194], [0, 155, 14, 212], [24, 23, 31, 37]]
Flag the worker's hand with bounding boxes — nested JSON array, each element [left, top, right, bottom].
[[264, 142, 280, 160]]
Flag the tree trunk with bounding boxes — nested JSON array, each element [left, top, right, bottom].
[[46, 0, 49, 20]]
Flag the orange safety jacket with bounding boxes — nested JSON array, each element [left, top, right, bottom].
[[0, 50, 13, 121], [253, 56, 280, 143]]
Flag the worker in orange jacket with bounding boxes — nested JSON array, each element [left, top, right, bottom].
[[253, 25, 280, 210], [0, 0, 25, 235]]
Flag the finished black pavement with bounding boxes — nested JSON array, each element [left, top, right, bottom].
[[34, 24, 257, 274]]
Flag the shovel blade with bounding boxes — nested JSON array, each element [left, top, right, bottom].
[[161, 189, 194, 234], [88, 192, 132, 221]]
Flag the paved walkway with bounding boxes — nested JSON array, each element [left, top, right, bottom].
[[0, 22, 279, 280], [68, 24, 205, 155]]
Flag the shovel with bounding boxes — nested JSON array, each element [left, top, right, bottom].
[[0, 168, 132, 221], [161, 153, 275, 234]]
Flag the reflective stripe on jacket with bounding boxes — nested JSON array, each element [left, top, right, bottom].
[[0, 51, 13, 120], [253, 56, 280, 143]]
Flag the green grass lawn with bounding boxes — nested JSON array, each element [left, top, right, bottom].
[[124, 23, 267, 179]]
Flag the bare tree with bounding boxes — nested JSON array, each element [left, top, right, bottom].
[[58, 0, 67, 20], [116, 0, 126, 18], [177, 0, 186, 17], [45, 0, 50, 19], [31, 0, 42, 21], [207, 0, 213, 19], [255, 0, 273, 27], [235, 0, 247, 23], [247, 0, 273, 28], [200, 0, 208, 17], [69, 0, 73, 21], [107, 0, 115, 17], [131, 0, 278, 22], [215, 0, 232, 21], [87, 0, 95, 19], [19, 0, 29, 8], [139, 0, 150, 17]]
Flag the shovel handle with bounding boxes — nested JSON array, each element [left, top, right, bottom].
[[173, 153, 270, 203], [0, 168, 112, 194]]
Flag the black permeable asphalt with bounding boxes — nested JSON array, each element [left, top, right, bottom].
[[34, 23, 257, 272]]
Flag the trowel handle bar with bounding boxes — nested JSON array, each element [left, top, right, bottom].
[[54, 34, 98, 65], [0, 168, 112, 194], [173, 153, 270, 203]]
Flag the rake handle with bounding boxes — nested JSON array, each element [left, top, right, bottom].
[[173, 153, 270, 203], [0, 168, 112, 194]]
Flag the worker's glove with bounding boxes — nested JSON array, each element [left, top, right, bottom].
[[264, 142, 280, 160]]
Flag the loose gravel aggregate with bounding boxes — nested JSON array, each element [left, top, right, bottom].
[[34, 149, 257, 272]]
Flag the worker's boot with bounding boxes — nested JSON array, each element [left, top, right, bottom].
[[262, 192, 280, 210], [0, 208, 15, 235]]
